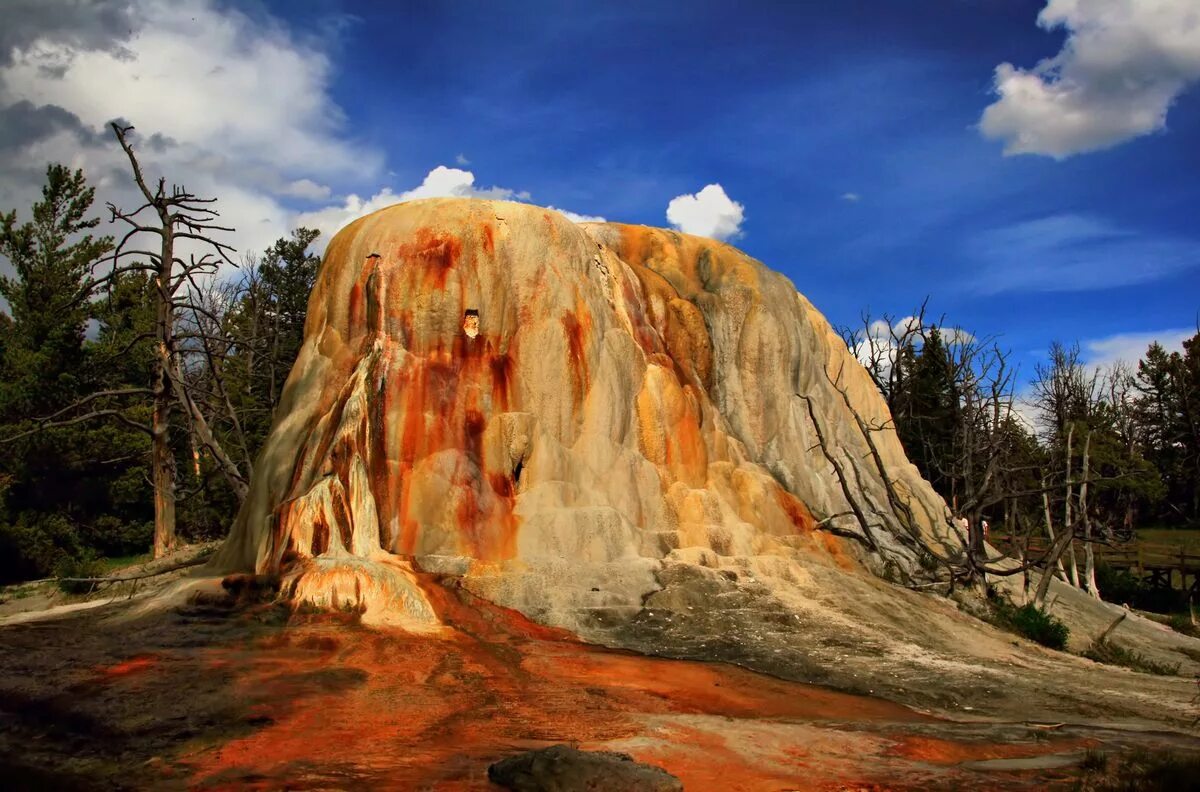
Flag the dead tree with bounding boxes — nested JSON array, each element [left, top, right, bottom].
[[175, 271, 257, 478], [838, 308, 1124, 596], [838, 301, 930, 409], [89, 123, 248, 557]]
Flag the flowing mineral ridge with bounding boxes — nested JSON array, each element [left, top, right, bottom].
[[211, 197, 1198, 726]]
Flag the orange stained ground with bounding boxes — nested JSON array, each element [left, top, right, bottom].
[[159, 575, 1089, 791], [97, 653, 159, 678]]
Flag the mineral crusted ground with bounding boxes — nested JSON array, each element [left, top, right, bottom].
[[2, 576, 1193, 791]]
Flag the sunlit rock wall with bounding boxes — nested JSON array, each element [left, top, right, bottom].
[[213, 198, 953, 631]]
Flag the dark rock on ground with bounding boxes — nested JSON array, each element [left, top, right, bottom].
[[487, 744, 683, 792]]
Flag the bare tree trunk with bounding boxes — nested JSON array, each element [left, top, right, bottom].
[[1064, 424, 1080, 588], [152, 236, 176, 559], [1080, 431, 1100, 599], [1041, 483, 1068, 581], [1034, 527, 1079, 608], [106, 122, 241, 556], [170, 359, 249, 500], [268, 305, 281, 407]]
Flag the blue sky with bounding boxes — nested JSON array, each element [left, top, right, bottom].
[[1, 0, 1198, 379], [280, 0, 1200, 374]]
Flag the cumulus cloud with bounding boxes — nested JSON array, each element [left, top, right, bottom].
[[1082, 328, 1193, 369], [399, 165, 528, 203], [547, 207, 606, 223], [291, 188, 400, 244], [666, 184, 744, 241], [980, 0, 1200, 158], [293, 166, 525, 242], [280, 178, 332, 202], [0, 0, 136, 69], [0, 0, 608, 272], [0, 0, 383, 261], [293, 166, 600, 249]]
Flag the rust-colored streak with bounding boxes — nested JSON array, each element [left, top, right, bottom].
[[98, 654, 158, 678], [480, 222, 495, 255], [310, 516, 329, 557], [488, 352, 514, 411], [488, 472, 514, 499], [560, 309, 591, 407], [774, 487, 817, 533], [331, 485, 353, 552], [395, 228, 462, 291], [887, 734, 1093, 765], [368, 364, 393, 551]]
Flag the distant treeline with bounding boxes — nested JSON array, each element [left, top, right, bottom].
[[844, 304, 1199, 597]]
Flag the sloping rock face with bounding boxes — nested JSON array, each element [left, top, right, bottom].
[[214, 198, 954, 631]]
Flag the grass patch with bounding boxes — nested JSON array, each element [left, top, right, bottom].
[[1074, 748, 1200, 791], [1082, 639, 1181, 676], [93, 553, 153, 574], [1167, 613, 1199, 639], [1135, 528, 1200, 550], [985, 594, 1070, 650]]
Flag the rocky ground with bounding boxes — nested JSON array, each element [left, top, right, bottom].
[[1, 563, 1198, 791]]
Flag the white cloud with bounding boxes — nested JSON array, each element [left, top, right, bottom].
[[294, 166, 601, 250], [943, 327, 977, 346], [665, 183, 744, 241], [841, 192, 861, 202], [455, 153, 470, 165], [980, 0, 1200, 158], [281, 178, 332, 202], [293, 166, 523, 243], [0, 1, 607, 270], [291, 188, 403, 246], [548, 206, 606, 223], [1082, 328, 1193, 370], [398, 165, 527, 203], [852, 316, 918, 370], [2, 0, 376, 178], [0, 0, 383, 262]]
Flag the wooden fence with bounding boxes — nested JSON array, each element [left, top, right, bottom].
[[992, 536, 1200, 596]]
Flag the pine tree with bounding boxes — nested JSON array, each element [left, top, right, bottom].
[[896, 327, 960, 500], [1134, 337, 1199, 524], [0, 165, 117, 580], [259, 227, 321, 408]]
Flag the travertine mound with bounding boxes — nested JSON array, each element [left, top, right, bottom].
[[214, 198, 956, 630]]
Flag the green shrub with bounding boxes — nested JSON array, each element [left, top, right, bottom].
[[1008, 603, 1070, 649], [1082, 639, 1181, 676], [0, 512, 83, 583], [1094, 563, 1141, 604], [1074, 748, 1200, 791], [986, 595, 1070, 650], [1166, 613, 1199, 638], [53, 554, 108, 595]]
